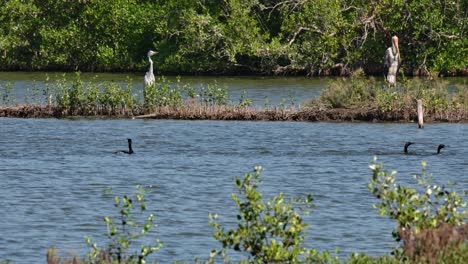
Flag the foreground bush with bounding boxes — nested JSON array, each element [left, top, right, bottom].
[[208, 166, 320, 263], [85, 186, 162, 264], [368, 158, 467, 263]]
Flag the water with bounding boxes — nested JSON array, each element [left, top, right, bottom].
[[0, 73, 467, 263], [0, 118, 467, 263]]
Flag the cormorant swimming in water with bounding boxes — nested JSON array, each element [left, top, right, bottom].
[[437, 144, 445, 154], [114, 138, 134, 154], [404, 142, 413, 154]]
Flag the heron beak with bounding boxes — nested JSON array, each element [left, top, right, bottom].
[[394, 37, 400, 54]]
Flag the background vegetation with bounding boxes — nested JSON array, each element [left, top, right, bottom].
[[0, 0, 466, 76]]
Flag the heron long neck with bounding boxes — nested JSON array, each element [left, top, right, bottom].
[[392, 41, 399, 56], [148, 56, 154, 73]]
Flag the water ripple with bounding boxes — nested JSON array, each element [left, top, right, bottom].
[[0, 119, 466, 262]]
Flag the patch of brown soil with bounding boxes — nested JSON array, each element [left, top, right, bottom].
[[0, 105, 55, 118]]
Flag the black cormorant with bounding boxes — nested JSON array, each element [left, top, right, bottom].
[[437, 144, 445, 154], [404, 142, 414, 154], [114, 138, 134, 154]]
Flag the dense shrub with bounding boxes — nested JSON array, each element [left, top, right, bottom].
[[368, 158, 467, 262], [0, 1, 466, 75], [208, 166, 318, 263], [306, 73, 467, 118]]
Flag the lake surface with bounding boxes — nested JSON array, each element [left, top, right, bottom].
[[0, 73, 467, 263], [1, 119, 467, 263]]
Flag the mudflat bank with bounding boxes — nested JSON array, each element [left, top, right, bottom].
[[1, 103, 467, 123]]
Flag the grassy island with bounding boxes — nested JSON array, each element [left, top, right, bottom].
[[1, 73, 467, 123]]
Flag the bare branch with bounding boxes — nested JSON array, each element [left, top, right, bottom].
[[288, 26, 314, 46], [287, 24, 335, 46], [260, 0, 308, 19]]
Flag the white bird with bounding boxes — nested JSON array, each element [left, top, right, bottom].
[[384, 36, 400, 85], [144, 50, 158, 87]]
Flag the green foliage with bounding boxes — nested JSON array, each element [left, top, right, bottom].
[[435, 242, 468, 264], [209, 166, 316, 263], [53, 75, 72, 113], [344, 253, 402, 264], [86, 186, 162, 264], [198, 82, 229, 106], [98, 79, 137, 115], [45, 73, 139, 116], [368, 158, 468, 262], [143, 77, 183, 108], [69, 73, 86, 114], [368, 158, 467, 231], [0, 74, 259, 117], [452, 85, 468, 110], [0, 1, 465, 74], [238, 90, 252, 107], [0, 82, 14, 105], [306, 73, 466, 116], [318, 74, 377, 108]]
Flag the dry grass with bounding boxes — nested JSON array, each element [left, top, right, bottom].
[[46, 248, 136, 264], [136, 100, 293, 121], [46, 248, 82, 264], [2, 101, 468, 122], [399, 223, 468, 264]]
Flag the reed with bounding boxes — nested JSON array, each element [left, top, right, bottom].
[[135, 101, 293, 121]]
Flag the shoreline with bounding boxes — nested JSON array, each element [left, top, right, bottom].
[[2, 104, 467, 123]]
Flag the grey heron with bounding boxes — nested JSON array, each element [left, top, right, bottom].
[[384, 36, 400, 85], [144, 50, 158, 87]]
